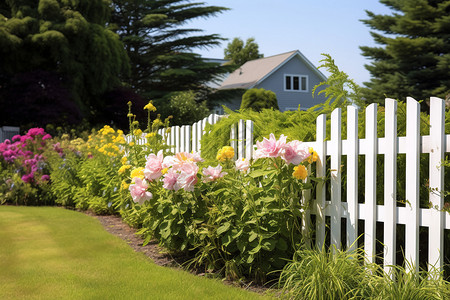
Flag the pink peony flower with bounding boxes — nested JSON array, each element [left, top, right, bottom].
[[129, 178, 152, 204], [162, 168, 180, 190], [12, 135, 21, 142], [235, 158, 250, 172], [164, 151, 203, 171], [144, 150, 164, 181], [202, 164, 227, 182], [42, 134, 52, 140], [282, 140, 311, 165], [254, 133, 287, 159], [27, 128, 45, 137], [41, 175, 50, 181], [177, 163, 199, 192]]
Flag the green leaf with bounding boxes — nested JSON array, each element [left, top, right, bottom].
[[249, 244, 261, 255], [261, 239, 276, 251], [248, 231, 258, 242], [248, 169, 277, 178], [216, 222, 231, 235]]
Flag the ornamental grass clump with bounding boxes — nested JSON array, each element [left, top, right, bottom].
[[124, 133, 319, 282]]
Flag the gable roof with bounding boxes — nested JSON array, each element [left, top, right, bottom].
[[218, 50, 327, 90]]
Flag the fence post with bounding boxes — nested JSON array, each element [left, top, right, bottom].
[[365, 103, 378, 264], [405, 97, 420, 273], [346, 106, 359, 251], [428, 97, 445, 274], [384, 98, 398, 274], [315, 114, 327, 249], [330, 108, 342, 250]]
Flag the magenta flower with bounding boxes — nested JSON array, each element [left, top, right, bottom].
[[27, 128, 45, 137], [202, 165, 227, 182], [42, 134, 52, 140], [21, 173, 34, 183], [282, 140, 311, 165], [254, 133, 287, 159], [129, 178, 152, 204], [41, 175, 50, 181], [12, 135, 21, 142], [144, 150, 164, 181]]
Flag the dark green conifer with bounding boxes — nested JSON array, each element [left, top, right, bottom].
[[360, 0, 450, 108]]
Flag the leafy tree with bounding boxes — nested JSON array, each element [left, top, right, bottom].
[[240, 88, 279, 112], [166, 90, 210, 126], [110, 0, 231, 108], [0, 0, 129, 122], [224, 37, 263, 69], [360, 0, 450, 109]]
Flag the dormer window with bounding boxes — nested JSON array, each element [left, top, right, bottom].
[[284, 74, 308, 92]]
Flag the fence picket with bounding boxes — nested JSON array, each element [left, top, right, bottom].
[[315, 114, 327, 249], [365, 103, 378, 263], [405, 97, 420, 272], [238, 119, 245, 160], [428, 97, 445, 273], [185, 125, 191, 153], [245, 120, 254, 159], [384, 99, 398, 274], [330, 108, 342, 250], [346, 106, 359, 251]]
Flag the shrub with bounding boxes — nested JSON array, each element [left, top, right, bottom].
[[240, 88, 279, 112]]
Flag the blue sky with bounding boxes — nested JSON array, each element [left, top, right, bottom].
[[185, 1, 393, 85]]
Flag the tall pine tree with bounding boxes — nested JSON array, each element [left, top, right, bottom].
[[110, 0, 231, 107], [0, 0, 129, 123], [360, 0, 450, 108]]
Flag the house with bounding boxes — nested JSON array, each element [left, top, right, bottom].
[[216, 50, 327, 113]]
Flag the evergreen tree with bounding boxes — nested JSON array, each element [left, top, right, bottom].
[[360, 0, 450, 109], [0, 0, 129, 122], [110, 0, 231, 106], [224, 37, 263, 70]]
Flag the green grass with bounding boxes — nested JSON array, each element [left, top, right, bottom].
[[0, 206, 270, 299]]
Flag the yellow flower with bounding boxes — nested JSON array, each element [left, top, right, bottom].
[[134, 129, 143, 136], [121, 180, 130, 190], [129, 142, 135, 146], [216, 146, 235, 162], [293, 165, 308, 180], [144, 101, 157, 112], [308, 147, 318, 163], [162, 168, 168, 175], [146, 132, 156, 139], [118, 164, 131, 174], [130, 167, 144, 180], [121, 156, 128, 165]]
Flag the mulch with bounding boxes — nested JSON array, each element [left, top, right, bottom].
[[86, 212, 272, 295]]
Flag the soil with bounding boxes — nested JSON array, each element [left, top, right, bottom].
[[86, 212, 272, 295]]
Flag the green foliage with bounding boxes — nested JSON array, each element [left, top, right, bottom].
[[166, 91, 210, 126], [279, 247, 450, 300], [0, 0, 129, 120], [360, 0, 450, 108], [111, 0, 230, 105], [240, 88, 279, 112], [224, 37, 263, 69], [313, 53, 364, 108]]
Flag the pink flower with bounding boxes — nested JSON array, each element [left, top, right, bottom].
[[254, 133, 287, 159], [41, 175, 50, 181], [144, 150, 164, 181], [177, 163, 199, 192], [27, 128, 45, 137], [162, 168, 180, 190], [166, 151, 204, 171], [12, 135, 21, 142], [235, 158, 250, 172], [129, 178, 152, 204], [42, 134, 52, 140], [202, 165, 227, 182], [21, 172, 34, 183], [282, 140, 311, 165]]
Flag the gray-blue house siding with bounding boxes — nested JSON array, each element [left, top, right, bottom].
[[217, 50, 327, 112]]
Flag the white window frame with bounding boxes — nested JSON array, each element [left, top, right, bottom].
[[284, 74, 308, 92]]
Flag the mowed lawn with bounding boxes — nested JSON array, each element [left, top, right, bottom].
[[0, 206, 270, 299]]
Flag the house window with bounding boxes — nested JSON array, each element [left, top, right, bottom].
[[284, 74, 308, 92]]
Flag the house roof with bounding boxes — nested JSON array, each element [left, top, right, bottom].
[[218, 50, 327, 90]]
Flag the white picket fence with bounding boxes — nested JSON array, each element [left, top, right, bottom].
[[133, 97, 449, 274]]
